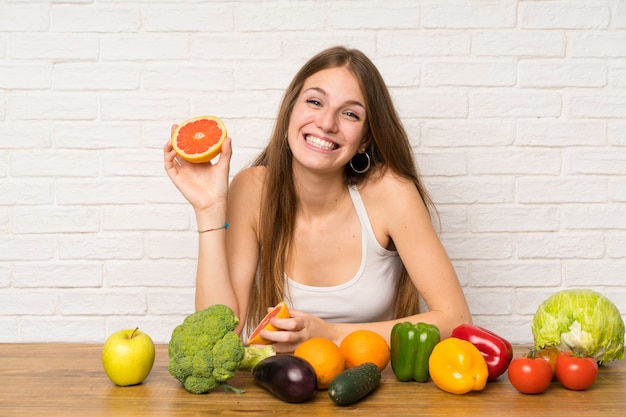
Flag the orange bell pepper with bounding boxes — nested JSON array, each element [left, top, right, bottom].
[[428, 337, 489, 394]]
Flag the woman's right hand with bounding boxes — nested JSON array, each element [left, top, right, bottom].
[[163, 124, 233, 213]]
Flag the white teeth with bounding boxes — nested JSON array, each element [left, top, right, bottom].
[[305, 135, 338, 150]]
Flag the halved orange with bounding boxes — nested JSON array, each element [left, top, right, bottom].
[[171, 115, 227, 163], [246, 302, 290, 346]]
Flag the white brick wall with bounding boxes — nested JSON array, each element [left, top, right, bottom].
[[1, 0, 625, 345]]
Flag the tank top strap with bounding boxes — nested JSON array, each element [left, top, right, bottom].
[[348, 186, 377, 246]]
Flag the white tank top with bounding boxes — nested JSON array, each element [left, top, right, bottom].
[[285, 186, 402, 323]]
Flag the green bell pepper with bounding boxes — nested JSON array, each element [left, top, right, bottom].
[[390, 322, 440, 382]]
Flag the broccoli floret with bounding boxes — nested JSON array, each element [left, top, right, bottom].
[[168, 304, 275, 395], [183, 375, 220, 394], [212, 331, 244, 382]]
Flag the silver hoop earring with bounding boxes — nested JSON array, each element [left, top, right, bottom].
[[349, 152, 371, 174]]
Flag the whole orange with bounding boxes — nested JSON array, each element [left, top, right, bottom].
[[340, 330, 390, 371], [294, 337, 345, 389]]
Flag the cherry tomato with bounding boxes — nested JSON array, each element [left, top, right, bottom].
[[555, 351, 598, 391], [535, 347, 561, 380], [507, 354, 553, 394]]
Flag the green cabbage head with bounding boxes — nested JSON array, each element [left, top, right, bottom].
[[532, 289, 625, 364]]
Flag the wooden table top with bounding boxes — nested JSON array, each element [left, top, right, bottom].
[[0, 343, 624, 416]]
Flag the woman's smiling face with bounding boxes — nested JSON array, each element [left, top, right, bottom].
[[287, 66, 368, 175]]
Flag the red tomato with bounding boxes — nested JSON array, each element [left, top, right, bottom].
[[507, 355, 553, 394], [555, 351, 598, 391]]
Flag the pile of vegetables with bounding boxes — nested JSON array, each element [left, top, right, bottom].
[[168, 288, 624, 403]]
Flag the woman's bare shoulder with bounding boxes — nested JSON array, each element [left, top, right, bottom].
[[361, 166, 416, 197], [360, 166, 429, 221]]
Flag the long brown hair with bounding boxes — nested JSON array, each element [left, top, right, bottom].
[[245, 46, 435, 331]]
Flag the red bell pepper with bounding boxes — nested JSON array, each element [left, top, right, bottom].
[[450, 324, 513, 381]]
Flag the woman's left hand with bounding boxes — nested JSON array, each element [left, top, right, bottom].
[[257, 310, 335, 353]]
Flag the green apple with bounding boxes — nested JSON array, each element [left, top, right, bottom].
[[102, 327, 155, 386]]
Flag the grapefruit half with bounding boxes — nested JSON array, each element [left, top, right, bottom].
[[246, 302, 290, 346], [171, 115, 227, 163]]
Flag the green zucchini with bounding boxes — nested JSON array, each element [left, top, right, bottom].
[[327, 362, 381, 406]]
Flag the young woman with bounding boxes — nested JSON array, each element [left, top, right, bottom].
[[164, 46, 471, 352]]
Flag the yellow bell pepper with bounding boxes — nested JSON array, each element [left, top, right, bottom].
[[428, 337, 489, 394]]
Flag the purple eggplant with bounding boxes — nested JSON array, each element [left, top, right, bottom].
[[252, 354, 317, 403]]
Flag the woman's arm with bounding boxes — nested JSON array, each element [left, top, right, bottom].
[[163, 136, 239, 314], [362, 172, 472, 339], [223, 166, 265, 333]]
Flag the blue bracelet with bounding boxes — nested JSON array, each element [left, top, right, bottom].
[[198, 222, 229, 233]]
